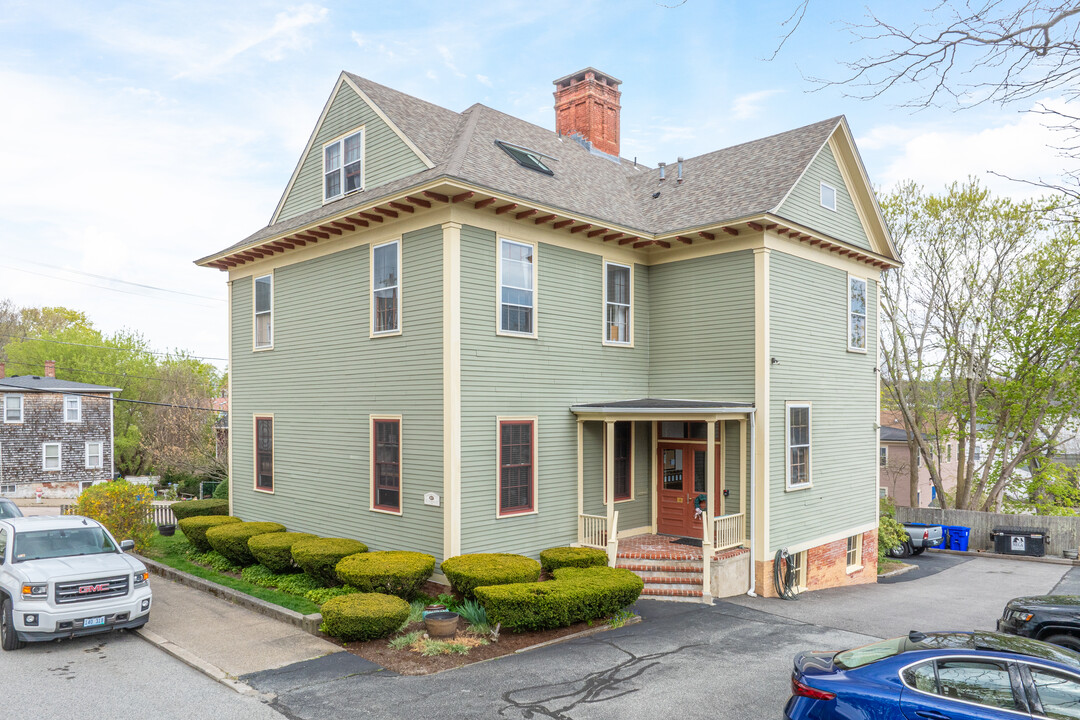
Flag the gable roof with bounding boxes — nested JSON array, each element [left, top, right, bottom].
[[0, 375, 121, 393], [202, 72, 897, 264]]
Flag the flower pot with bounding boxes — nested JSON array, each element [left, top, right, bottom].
[[158, 524, 176, 537], [422, 604, 447, 619], [1064, 549, 1078, 560], [424, 611, 459, 638]]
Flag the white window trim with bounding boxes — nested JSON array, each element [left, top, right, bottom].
[[879, 487, 888, 499], [496, 237, 538, 339], [879, 446, 888, 467], [322, 126, 366, 203], [602, 260, 633, 347], [42, 442, 61, 472], [253, 273, 274, 351], [85, 441, 104, 470], [64, 395, 82, 423], [785, 401, 812, 491], [253, 414, 275, 494], [369, 414, 404, 516], [789, 550, 807, 591], [820, 181, 837, 211], [370, 238, 403, 338], [4, 394, 23, 424], [495, 415, 539, 518], [847, 273, 868, 353], [846, 533, 863, 572]]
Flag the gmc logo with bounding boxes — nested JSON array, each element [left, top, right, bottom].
[[78, 584, 109, 594]]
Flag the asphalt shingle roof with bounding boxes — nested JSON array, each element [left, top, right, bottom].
[[0, 376, 121, 393]]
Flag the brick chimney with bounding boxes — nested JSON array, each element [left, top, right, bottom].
[[44, 360, 56, 378], [553, 68, 622, 157]]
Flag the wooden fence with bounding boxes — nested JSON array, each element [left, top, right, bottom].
[[897, 506, 1080, 555], [60, 504, 176, 526]]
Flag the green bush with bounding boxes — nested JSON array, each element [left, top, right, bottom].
[[248, 532, 317, 573], [178, 515, 242, 552], [539, 547, 609, 573], [320, 593, 410, 642], [240, 564, 326, 597], [189, 549, 244, 574], [335, 551, 435, 600], [74, 480, 156, 552], [441, 553, 541, 599], [879, 515, 908, 560], [474, 566, 644, 631], [212, 479, 229, 500], [291, 537, 368, 586], [205, 522, 286, 566], [171, 499, 229, 521]]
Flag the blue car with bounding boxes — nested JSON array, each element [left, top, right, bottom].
[[785, 630, 1080, 719]]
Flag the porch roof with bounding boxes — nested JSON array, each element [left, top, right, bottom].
[[569, 398, 754, 416]]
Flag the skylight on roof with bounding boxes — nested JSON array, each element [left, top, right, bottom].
[[495, 141, 554, 176]]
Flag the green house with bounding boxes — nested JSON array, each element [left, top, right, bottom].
[[197, 68, 900, 601]]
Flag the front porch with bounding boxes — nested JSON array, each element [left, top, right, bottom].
[[614, 535, 752, 600]]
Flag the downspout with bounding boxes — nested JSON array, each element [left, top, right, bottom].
[[746, 409, 757, 597]]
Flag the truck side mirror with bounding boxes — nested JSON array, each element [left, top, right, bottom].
[[120, 540, 135, 552]]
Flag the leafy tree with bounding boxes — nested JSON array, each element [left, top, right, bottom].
[[74, 479, 156, 551]]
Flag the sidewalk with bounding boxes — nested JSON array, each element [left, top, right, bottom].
[[139, 576, 346, 681]]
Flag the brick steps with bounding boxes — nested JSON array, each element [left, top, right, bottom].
[[618, 554, 707, 600], [616, 562, 703, 573], [641, 587, 704, 599]]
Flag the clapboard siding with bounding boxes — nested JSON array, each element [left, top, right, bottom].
[[775, 143, 871, 251], [767, 251, 878, 552], [459, 225, 651, 558], [230, 226, 444, 559], [276, 83, 428, 223], [581, 420, 652, 530], [648, 251, 756, 400]]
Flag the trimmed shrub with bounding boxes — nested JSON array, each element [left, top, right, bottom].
[[205, 522, 286, 566], [441, 553, 541, 599], [474, 566, 644, 631], [212, 478, 229, 500], [335, 551, 435, 600], [320, 593, 410, 642], [539, 547, 609, 573], [178, 515, 241, 552], [171, 499, 229, 521], [248, 532, 317, 574], [291, 537, 368, 586], [74, 479, 156, 552]]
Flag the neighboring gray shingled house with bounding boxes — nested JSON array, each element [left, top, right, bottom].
[[0, 363, 118, 499], [197, 68, 901, 600]]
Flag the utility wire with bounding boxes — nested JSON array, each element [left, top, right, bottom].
[[2, 361, 223, 388], [0, 334, 228, 363], [31, 389, 225, 414], [2, 258, 224, 302], [0, 263, 222, 308]]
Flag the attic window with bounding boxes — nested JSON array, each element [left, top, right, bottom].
[[495, 141, 554, 176]]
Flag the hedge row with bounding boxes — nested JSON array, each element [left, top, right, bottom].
[[336, 551, 435, 600], [171, 499, 229, 521], [474, 566, 643, 631], [441, 553, 541, 599], [539, 547, 608, 572], [292, 537, 368, 586], [178, 515, 241, 552], [205, 522, 286, 566], [320, 593, 410, 642], [249, 532, 317, 574]]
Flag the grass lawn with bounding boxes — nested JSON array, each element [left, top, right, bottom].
[[878, 558, 911, 575], [143, 532, 320, 615]]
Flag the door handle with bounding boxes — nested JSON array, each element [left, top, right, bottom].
[[914, 711, 950, 720]]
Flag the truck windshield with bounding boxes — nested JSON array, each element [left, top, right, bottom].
[[12, 528, 117, 562]]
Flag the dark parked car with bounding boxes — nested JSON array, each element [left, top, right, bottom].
[[999, 595, 1080, 651], [785, 630, 1080, 720], [0, 499, 22, 519]]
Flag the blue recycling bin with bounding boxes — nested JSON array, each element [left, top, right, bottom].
[[944, 526, 970, 551]]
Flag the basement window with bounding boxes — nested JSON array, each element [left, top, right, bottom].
[[495, 141, 554, 176]]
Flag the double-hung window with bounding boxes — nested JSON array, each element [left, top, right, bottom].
[[611, 421, 632, 501], [64, 395, 81, 422], [879, 447, 887, 467], [85, 441, 103, 470], [324, 129, 364, 201], [498, 420, 535, 515], [43, 443, 61, 471], [372, 418, 401, 513], [604, 262, 631, 344], [372, 240, 400, 335], [255, 416, 274, 492], [254, 275, 273, 348], [848, 276, 867, 352], [499, 239, 535, 336], [4, 395, 22, 423], [846, 534, 862, 569], [786, 403, 811, 489]]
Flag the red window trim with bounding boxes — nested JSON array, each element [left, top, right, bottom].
[[254, 416, 274, 493], [372, 418, 401, 513], [603, 421, 633, 502], [498, 420, 535, 516]]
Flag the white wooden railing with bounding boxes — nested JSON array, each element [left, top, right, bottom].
[[580, 513, 609, 549], [712, 512, 746, 552]]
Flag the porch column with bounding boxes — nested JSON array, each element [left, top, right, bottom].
[[604, 420, 617, 566], [740, 418, 748, 531], [703, 418, 716, 601], [576, 419, 584, 545]]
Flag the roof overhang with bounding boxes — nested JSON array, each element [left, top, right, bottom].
[[570, 398, 755, 421]]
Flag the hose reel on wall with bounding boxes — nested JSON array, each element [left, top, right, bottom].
[[773, 548, 800, 601]]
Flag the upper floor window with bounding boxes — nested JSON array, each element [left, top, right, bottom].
[[820, 182, 837, 211], [879, 446, 887, 467], [43, 442, 61, 471], [604, 262, 631, 345], [372, 240, 400, 335], [64, 395, 81, 422], [85, 441, 103, 469], [848, 276, 867, 352], [499, 239, 535, 336], [255, 416, 274, 492], [254, 275, 273, 349], [372, 418, 401, 513], [324, 129, 364, 201], [786, 403, 811, 490], [498, 420, 535, 516], [3, 395, 22, 423]]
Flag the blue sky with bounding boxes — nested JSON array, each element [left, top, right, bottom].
[[0, 1, 1070, 366]]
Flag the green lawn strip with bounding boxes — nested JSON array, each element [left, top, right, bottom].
[[144, 533, 320, 615], [877, 558, 911, 575]]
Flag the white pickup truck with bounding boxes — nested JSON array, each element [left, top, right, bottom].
[[0, 515, 152, 650]]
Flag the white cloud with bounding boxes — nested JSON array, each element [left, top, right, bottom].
[[436, 45, 466, 79], [730, 89, 782, 121], [476, 74, 492, 87]]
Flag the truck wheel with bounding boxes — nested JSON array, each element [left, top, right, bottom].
[[910, 547, 926, 556], [888, 543, 908, 558], [1044, 634, 1080, 652], [1, 597, 25, 651]]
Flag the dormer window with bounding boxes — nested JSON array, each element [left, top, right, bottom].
[[495, 141, 554, 176], [324, 129, 364, 201]]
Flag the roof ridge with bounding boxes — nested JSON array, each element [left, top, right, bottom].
[[445, 105, 483, 176], [343, 71, 460, 118]]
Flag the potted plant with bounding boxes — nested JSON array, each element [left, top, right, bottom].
[[424, 611, 459, 638], [158, 523, 176, 537]]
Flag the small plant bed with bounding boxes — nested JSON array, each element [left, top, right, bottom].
[[878, 558, 913, 575]]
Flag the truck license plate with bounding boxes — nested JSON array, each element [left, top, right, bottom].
[[83, 616, 106, 628]]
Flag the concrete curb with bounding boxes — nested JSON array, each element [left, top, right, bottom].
[[878, 563, 917, 579], [929, 548, 1080, 567], [135, 627, 275, 701], [135, 554, 323, 635]]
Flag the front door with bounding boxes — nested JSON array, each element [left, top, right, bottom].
[[657, 444, 708, 537]]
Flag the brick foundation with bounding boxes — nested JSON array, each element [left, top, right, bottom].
[[753, 529, 878, 598]]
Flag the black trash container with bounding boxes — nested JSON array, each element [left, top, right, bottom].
[[992, 527, 1048, 557]]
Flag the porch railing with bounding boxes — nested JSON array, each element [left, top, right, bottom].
[[712, 512, 746, 552], [579, 513, 609, 549]]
